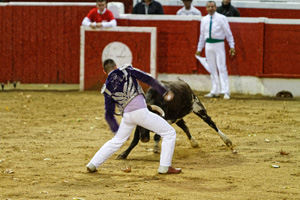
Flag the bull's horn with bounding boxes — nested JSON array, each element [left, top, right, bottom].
[[150, 105, 165, 117], [114, 112, 121, 116]]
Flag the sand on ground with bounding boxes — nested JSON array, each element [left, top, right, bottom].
[[1, 91, 299, 200]]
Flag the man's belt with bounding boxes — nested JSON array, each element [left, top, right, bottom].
[[206, 38, 224, 43]]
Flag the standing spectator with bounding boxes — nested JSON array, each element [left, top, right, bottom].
[[217, 0, 240, 17], [132, 0, 164, 15], [86, 59, 182, 174], [195, 1, 236, 100], [82, 0, 117, 28], [176, 0, 202, 16]]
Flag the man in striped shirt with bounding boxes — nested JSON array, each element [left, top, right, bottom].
[[86, 59, 182, 174]]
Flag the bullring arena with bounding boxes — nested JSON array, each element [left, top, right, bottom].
[[1, 90, 300, 199], [1, 0, 300, 199]]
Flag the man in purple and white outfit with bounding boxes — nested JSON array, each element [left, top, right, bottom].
[[86, 59, 182, 174]]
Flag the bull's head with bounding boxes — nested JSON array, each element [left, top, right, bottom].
[[138, 105, 165, 142]]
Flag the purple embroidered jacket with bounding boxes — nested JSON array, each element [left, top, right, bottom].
[[101, 64, 168, 133]]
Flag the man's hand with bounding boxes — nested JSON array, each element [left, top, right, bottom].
[[164, 91, 174, 101], [96, 22, 103, 28], [229, 48, 236, 57], [195, 51, 201, 56], [89, 22, 98, 29]]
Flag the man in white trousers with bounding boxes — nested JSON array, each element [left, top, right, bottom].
[[86, 59, 182, 174], [196, 1, 236, 100]]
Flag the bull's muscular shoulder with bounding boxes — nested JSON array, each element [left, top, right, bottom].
[[161, 80, 191, 93]]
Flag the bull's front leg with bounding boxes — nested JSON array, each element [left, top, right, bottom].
[[217, 129, 233, 147], [192, 101, 232, 147], [116, 128, 141, 160], [176, 119, 199, 148], [153, 134, 161, 153]]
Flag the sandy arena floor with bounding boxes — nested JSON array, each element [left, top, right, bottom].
[[1, 91, 299, 200]]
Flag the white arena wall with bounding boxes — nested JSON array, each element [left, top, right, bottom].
[[157, 74, 300, 97]]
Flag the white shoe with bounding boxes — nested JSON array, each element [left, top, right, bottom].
[[224, 94, 230, 100], [86, 163, 97, 173], [204, 93, 220, 98]]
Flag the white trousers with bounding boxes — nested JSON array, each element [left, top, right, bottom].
[[89, 108, 176, 168], [205, 42, 230, 95]]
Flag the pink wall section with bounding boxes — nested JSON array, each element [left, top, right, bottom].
[[1, 5, 300, 85]]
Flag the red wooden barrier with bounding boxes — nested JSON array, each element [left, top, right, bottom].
[[3, 0, 133, 13], [1, 4, 300, 85], [117, 19, 265, 77], [163, 6, 300, 19], [118, 19, 200, 74], [0, 5, 93, 84], [262, 23, 300, 77], [0, 6, 13, 83], [3, 1, 300, 18]]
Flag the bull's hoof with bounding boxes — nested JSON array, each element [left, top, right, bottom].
[[224, 139, 233, 147], [190, 137, 199, 148], [153, 146, 160, 154], [141, 137, 150, 143], [116, 153, 128, 160], [218, 130, 233, 147]]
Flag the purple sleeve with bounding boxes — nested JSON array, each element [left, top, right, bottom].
[[130, 68, 168, 96], [104, 93, 119, 133]]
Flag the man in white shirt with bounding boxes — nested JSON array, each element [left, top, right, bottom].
[[195, 1, 235, 100], [176, 0, 202, 16]]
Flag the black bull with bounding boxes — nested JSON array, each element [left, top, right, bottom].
[[116, 80, 232, 160]]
